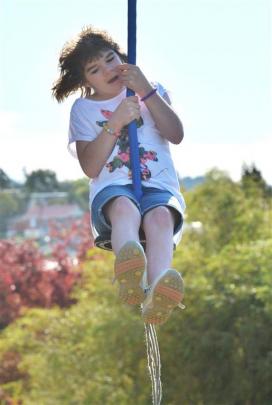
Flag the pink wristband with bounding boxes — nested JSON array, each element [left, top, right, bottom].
[[140, 87, 157, 102]]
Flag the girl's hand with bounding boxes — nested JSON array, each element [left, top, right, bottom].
[[117, 63, 153, 98], [108, 96, 141, 129]]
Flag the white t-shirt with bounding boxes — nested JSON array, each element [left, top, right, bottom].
[[68, 84, 186, 231]]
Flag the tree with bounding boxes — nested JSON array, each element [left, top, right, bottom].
[[1, 166, 271, 404], [241, 163, 271, 197], [0, 192, 25, 237], [0, 213, 92, 329], [24, 170, 59, 192], [185, 168, 271, 251], [0, 239, 81, 329], [0, 169, 12, 189], [1, 238, 271, 404], [164, 239, 272, 405], [59, 178, 89, 211]]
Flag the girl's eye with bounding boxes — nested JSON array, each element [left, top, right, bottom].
[[89, 56, 114, 74]]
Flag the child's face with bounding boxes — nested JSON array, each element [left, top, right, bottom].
[[83, 49, 124, 99]]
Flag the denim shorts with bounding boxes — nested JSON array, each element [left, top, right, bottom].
[[91, 184, 183, 239]]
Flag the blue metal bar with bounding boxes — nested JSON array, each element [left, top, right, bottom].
[[127, 0, 142, 201]]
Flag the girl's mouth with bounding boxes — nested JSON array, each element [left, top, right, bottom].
[[107, 75, 119, 84]]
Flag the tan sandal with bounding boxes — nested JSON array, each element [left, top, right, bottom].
[[142, 269, 185, 324], [114, 241, 146, 305]]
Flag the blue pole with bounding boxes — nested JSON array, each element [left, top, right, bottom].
[[127, 0, 142, 201]]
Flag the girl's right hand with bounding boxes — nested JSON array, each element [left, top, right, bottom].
[[108, 96, 141, 129]]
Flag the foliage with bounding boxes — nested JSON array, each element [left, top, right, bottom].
[[0, 191, 28, 237], [0, 212, 93, 329], [23, 170, 89, 210], [24, 170, 60, 193], [0, 193, 20, 238], [0, 169, 12, 190], [241, 163, 272, 198], [161, 238, 272, 405], [0, 251, 151, 405], [1, 237, 271, 404], [49, 212, 94, 260], [185, 169, 271, 252], [0, 239, 81, 330], [0, 167, 271, 404], [59, 178, 90, 211]]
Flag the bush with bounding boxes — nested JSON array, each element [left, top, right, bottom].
[[0, 239, 81, 329], [1, 169, 271, 404]]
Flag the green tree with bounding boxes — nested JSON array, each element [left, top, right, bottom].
[[0, 251, 151, 404], [0, 169, 12, 189], [1, 167, 272, 404], [241, 163, 270, 198], [0, 191, 27, 236], [185, 168, 271, 251], [24, 170, 59, 192], [60, 178, 89, 211], [163, 239, 272, 405], [1, 239, 272, 404]]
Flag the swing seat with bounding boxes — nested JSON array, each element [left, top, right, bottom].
[[94, 231, 147, 252], [94, 229, 176, 252], [94, 234, 113, 251]]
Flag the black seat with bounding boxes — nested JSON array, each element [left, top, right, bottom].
[[94, 230, 146, 251], [94, 235, 114, 251], [94, 231, 176, 252]]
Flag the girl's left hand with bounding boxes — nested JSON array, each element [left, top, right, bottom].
[[117, 63, 153, 98]]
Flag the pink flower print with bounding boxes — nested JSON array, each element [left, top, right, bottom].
[[118, 152, 130, 163], [101, 109, 113, 119], [140, 157, 148, 165], [141, 167, 151, 180], [144, 151, 158, 161]]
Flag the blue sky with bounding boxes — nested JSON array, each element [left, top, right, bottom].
[[0, 0, 271, 183]]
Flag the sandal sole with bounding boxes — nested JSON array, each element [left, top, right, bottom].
[[142, 269, 184, 324], [114, 241, 146, 305]]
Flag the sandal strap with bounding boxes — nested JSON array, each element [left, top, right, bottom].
[[144, 286, 151, 295]]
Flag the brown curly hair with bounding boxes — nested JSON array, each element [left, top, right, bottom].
[[52, 26, 127, 102]]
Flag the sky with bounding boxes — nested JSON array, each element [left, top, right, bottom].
[[0, 0, 271, 184]]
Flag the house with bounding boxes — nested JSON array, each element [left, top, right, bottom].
[[7, 192, 83, 240]]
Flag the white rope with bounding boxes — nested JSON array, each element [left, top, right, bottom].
[[144, 321, 162, 405]]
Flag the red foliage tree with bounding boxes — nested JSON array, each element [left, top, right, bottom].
[[0, 213, 95, 401], [49, 212, 94, 261], [0, 213, 94, 329], [0, 239, 79, 328]]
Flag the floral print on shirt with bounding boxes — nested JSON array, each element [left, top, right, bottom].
[[96, 109, 158, 180]]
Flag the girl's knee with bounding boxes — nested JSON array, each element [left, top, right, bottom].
[[105, 196, 140, 223], [143, 206, 174, 230]]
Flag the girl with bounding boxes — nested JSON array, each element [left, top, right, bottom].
[[52, 26, 186, 324]]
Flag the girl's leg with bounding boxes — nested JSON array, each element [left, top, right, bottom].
[[142, 206, 184, 324], [142, 206, 177, 285], [104, 196, 141, 254], [104, 196, 146, 305]]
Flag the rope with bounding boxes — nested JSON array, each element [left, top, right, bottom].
[[144, 322, 162, 405], [127, 0, 142, 201], [127, 2, 161, 403]]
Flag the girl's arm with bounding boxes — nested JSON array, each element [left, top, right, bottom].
[[140, 87, 184, 144], [76, 96, 140, 179], [76, 129, 117, 179], [117, 64, 184, 144]]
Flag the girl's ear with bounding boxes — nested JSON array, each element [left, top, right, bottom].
[[81, 80, 91, 92]]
